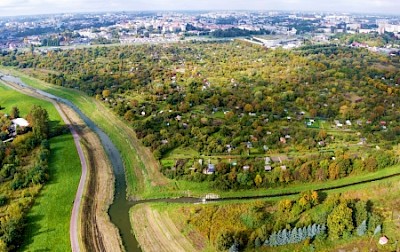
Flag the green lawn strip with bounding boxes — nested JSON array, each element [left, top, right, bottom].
[[21, 134, 80, 252], [215, 165, 400, 198], [0, 82, 61, 122]]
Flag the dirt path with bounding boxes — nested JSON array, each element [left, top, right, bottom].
[[1, 79, 124, 252], [131, 204, 196, 252]]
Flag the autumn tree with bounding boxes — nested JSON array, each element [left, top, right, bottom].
[[102, 89, 111, 98]]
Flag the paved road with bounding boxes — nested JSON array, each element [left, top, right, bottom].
[[0, 76, 87, 252]]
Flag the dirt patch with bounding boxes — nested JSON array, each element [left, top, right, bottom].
[[131, 204, 197, 252]]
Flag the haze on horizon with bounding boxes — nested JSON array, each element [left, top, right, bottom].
[[0, 0, 399, 17]]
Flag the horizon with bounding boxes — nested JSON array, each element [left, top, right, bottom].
[[0, 0, 399, 17]]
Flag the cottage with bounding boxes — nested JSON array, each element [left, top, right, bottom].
[[243, 165, 250, 171], [264, 165, 272, 171], [246, 142, 253, 148], [205, 164, 215, 174], [12, 118, 29, 127]]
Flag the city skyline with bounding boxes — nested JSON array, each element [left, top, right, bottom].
[[0, 0, 400, 17]]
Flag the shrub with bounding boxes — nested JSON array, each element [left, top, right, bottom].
[[0, 195, 7, 206]]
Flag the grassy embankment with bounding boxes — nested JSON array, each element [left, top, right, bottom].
[[0, 83, 81, 251], [3, 68, 400, 200]]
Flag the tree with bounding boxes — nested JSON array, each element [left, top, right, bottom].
[[10, 106, 20, 119], [102, 89, 111, 98], [27, 105, 49, 140], [268, 231, 278, 246], [327, 203, 354, 239], [354, 201, 368, 227], [254, 174, 263, 187], [368, 213, 382, 234], [364, 157, 378, 172], [244, 104, 253, 113], [356, 220, 367, 236], [289, 227, 298, 243], [328, 162, 340, 180], [254, 237, 262, 248], [216, 231, 235, 251], [373, 224, 382, 236]]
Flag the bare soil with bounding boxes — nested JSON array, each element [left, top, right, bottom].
[[131, 204, 197, 252]]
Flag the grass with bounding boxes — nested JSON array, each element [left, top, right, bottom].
[[0, 81, 81, 251], [3, 67, 400, 201], [1, 68, 167, 197], [0, 83, 61, 122], [21, 134, 81, 252]]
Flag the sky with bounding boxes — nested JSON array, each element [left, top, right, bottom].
[[0, 0, 399, 17]]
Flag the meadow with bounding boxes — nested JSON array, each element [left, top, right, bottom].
[[0, 82, 80, 251]]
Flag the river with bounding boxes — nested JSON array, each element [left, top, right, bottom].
[[3, 73, 400, 251], [0, 74, 142, 252]]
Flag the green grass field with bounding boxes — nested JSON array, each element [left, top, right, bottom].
[[0, 83, 61, 122], [21, 134, 80, 252], [0, 81, 80, 251]]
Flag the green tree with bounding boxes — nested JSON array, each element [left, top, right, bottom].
[[354, 201, 368, 227], [327, 203, 354, 239], [10, 106, 20, 119], [27, 105, 49, 140], [216, 230, 235, 251]]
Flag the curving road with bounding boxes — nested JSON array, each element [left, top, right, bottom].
[[0, 75, 87, 252]]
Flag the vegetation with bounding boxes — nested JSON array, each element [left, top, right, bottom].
[[1, 33, 400, 251], [21, 134, 80, 251], [3, 40, 400, 193], [0, 84, 76, 251], [174, 190, 388, 251], [210, 28, 272, 38]]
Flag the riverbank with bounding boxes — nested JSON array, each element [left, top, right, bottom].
[[0, 82, 80, 251], [4, 67, 400, 201], [0, 77, 124, 251]]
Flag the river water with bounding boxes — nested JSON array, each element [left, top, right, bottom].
[[0, 74, 141, 251], [2, 74, 399, 251]]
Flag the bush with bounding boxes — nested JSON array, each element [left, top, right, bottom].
[[0, 195, 7, 206]]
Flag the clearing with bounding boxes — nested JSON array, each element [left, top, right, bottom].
[[130, 204, 197, 252]]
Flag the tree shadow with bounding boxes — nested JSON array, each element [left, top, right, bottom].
[[20, 213, 55, 251], [318, 191, 328, 203]]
